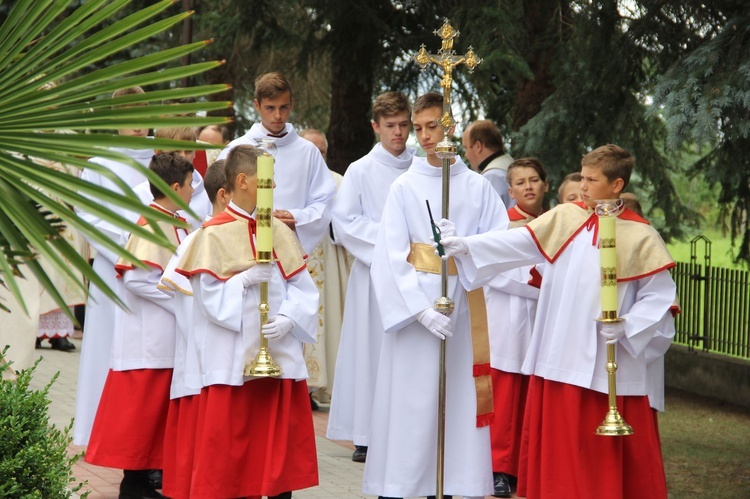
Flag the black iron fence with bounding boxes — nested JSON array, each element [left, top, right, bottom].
[[671, 236, 750, 359]]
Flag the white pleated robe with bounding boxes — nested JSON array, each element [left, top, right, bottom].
[[326, 143, 413, 445], [362, 157, 506, 498]]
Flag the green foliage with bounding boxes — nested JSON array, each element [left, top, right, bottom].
[[0, 354, 88, 498], [0, 0, 230, 313]]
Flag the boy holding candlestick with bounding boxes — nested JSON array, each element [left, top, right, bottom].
[[174, 145, 319, 499], [439, 144, 676, 499]]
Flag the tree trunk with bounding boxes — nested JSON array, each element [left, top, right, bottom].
[[326, 58, 375, 176], [512, 0, 569, 130]]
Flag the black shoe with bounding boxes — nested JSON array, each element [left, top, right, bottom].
[[310, 394, 319, 411], [147, 469, 162, 489], [49, 337, 76, 351], [426, 496, 452, 499], [269, 493, 292, 499], [35, 338, 42, 349], [352, 445, 367, 463], [120, 470, 164, 499], [493, 472, 513, 497]]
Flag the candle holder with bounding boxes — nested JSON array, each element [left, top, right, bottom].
[[244, 138, 282, 378], [594, 198, 632, 436]]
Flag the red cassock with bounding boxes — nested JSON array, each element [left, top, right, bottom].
[[517, 376, 668, 499], [187, 377, 318, 499], [85, 368, 172, 469], [161, 394, 200, 499], [489, 369, 530, 476]]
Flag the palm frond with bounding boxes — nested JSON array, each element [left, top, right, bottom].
[[0, 0, 231, 315]]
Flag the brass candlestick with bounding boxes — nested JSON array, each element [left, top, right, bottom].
[[244, 138, 282, 378], [414, 19, 482, 499], [594, 199, 632, 436]]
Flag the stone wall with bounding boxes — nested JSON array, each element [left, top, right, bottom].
[[665, 344, 750, 409]]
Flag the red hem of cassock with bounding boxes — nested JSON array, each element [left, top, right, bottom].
[[489, 369, 529, 476], [162, 394, 200, 499], [516, 376, 668, 499], [85, 369, 172, 470], [187, 378, 318, 499]]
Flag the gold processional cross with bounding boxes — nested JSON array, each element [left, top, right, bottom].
[[414, 19, 482, 131]]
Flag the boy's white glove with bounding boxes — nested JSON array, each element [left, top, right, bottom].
[[438, 236, 469, 258], [262, 315, 294, 340], [417, 308, 453, 340], [437, 218, 457, 238], [239, 263, 274, 287], [599, 321, 626, 344]]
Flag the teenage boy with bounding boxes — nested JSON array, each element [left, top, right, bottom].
[[485, 158, 548, 497], [440, 144, 676, 499], [218, 72, 335, 255], [74, 86, 154, 446], [85, 153, 194, 499], [557, 171, 583, 204], [174, 145, 319, 499], [326, 91, 415, 462], [362, 92, 506, 499]]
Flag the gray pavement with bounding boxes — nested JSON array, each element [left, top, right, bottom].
[[29, 337, 378, 498]]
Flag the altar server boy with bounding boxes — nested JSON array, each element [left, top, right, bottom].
[[175, 144, 319, 499], [85, 153, 194, 499], [440, 144, 676, 499]]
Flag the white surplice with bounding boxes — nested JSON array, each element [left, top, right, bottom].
[[73, 147, 152, 445], [454, 221, 676, 411], [325, 143, 413, 445], [183, 203, 319, 386], [218, 124, 336, 255], [362, 157, 506, 498]]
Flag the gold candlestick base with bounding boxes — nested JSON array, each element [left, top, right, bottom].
[[244, 346, 283, 377], [595, 407, 634, 436]]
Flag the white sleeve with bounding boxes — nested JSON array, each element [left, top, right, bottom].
[[192, 273, 245, 332], [287, 153, 336, 254], [330, 169, 379, 265], [123, 267, 174, 313], [278, 270, 319, 344]]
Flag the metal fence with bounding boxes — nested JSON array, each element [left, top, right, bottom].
[[671, 236, 750, 359]]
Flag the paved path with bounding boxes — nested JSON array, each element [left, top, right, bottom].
[[30, 338, 499, 498]]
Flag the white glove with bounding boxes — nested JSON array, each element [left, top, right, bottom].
[[239, 263, 274, 287], [417, 308, 453, 340], [262, 315, 294, 340], [439, 236, 469, 258], [599, 321, 626, 344], [437, 218, 457, 238]]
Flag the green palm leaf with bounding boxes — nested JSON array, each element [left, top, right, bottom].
[[0, 0, 231, 316]]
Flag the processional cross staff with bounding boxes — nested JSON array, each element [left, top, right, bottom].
[[413, 18, 482, 499]]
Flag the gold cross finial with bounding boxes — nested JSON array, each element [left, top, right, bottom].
[[414, 19, 482, 130]]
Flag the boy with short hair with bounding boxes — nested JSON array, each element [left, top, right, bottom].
[[174, 145, 319, 499], [557, 171, 583, 204], [326, 91, 415, 462], [202, 159, 230, 218], [485, 157, 548, 497], [362, 92, 507, 499], [85, 153, 194, 499], [133, 126, 211, 230], [218, 72, 335, 255], [441, 144, 675, 499]]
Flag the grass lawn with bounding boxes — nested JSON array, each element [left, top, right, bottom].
[[661, 387, 750, 497], [667, 229, 748, 270]]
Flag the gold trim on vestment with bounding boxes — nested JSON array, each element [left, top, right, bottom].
[[407, 242, 493, 425], [526, 203, 674, 280], [176, 214, 305, 280], [116, 218, 183, 273]]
